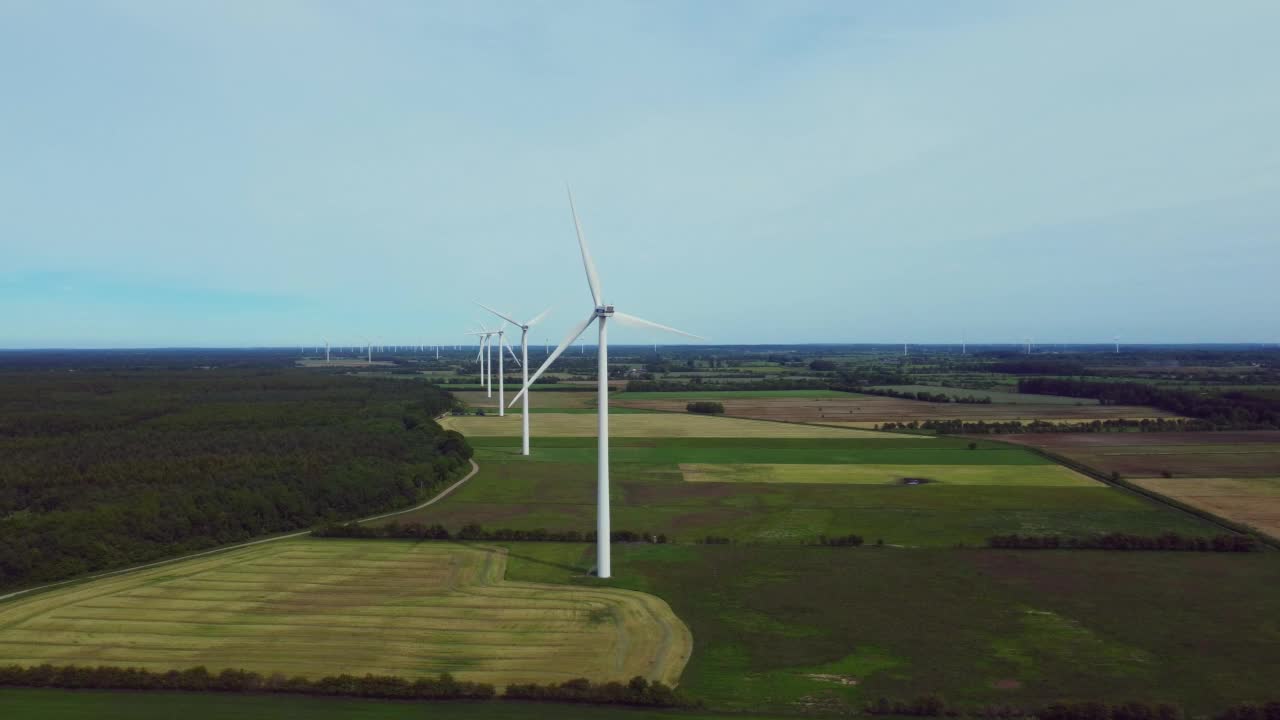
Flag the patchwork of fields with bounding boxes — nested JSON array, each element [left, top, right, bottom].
[[441, 412, 897, 438], [391, 428, 1218, 546], [1000, 432, 1280, 540], [611, 393, 1172, 424], [680, 462, 1098, 486], [0, 540, 690, 686]]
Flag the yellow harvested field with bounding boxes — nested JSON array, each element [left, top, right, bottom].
[[680, 463, 1101, 486], [0, 539, 691, 687], [1131, 477, 1280, 540], [441, 412, 908, 438]]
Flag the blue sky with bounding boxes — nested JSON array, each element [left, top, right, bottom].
[[1, 0, 1277, 348]]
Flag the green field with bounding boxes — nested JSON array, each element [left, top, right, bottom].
[[579, 545, 1280, 715], [384, 436, 1219, 546], [0, 540, 690, 687], [442, 412, 900, 438], [680, 463, 1099, 486]]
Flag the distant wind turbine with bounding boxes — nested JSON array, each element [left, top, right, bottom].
[[509, 187, 701, 578], [480, 303, 550, 454]]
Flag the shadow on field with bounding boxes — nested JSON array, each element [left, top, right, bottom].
[[452, 541, 588, 576]]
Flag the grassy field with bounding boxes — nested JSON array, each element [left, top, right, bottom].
[[680, 463, 1099, 486], [0, 690, 796, 720], [0, 539, 690, 687], [869, 385, 1099, 405], [440, 412, 900, 438], [502, 544, 1280, 715], [383, 436, 1219, 546]]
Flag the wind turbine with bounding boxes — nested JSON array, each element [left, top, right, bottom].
[[1114, 335, 1120, 354], [479, 303, 550, 455], [325, 340, 330, 363], [509, 188, 701, 578]]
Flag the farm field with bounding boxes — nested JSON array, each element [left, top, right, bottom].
[[501, 544, 1280, 715], [680, 462, 1098, 486], [440, 412, 897, 438], [0, 539, 690, 687], [385, 436, 1220, 546], [611, 393, 1172, 424], [997, 432, 1280, 542], [869, 385, 1099, 405], [1131, 477, 1280, 539]]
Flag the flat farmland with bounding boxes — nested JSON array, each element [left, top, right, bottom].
[[440, 412, 898, 438], [385, 436, 1219, 546], [1131, 477, 1280, 539], [997, 432, 1280, 542], [0, 539, 690, 687], [612, 393, 1171, 424], [452, 390, 598, 409], [999, 432, 1280, 478], [680, 463, 1098, 486], [869, 385, 1099, 405]]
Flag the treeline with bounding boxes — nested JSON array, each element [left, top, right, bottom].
[[504, 676, 690, 707], [0, 370, 472, 591], [686, 401, 725, 414], [1217, 702, 1280, 720], [880, 418, 1211, 434], [1019, 378, 1280, 429], [816, 533, 865, 547], [314, 521, 669, 544], [0, 664, 690, 708], [0, 664, 493, 700], [987, 533, 1258, 552], [837, 386, 993, 404], [867, 697, 1182, 720]]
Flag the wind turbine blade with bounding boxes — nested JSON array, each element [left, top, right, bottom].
[[567, 185, 603, 306], [477, 302, 522, 328], [526, 307, 552, 328], [506, 342, 521, 367], [612, 311, 704, 340], [509, 311, 596, 408]]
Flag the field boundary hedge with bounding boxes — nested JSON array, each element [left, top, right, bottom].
[[0, 664, 692, 708]]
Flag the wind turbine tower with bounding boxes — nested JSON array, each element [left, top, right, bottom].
[[480, 304, 549, 454], [510, 187, 701, 578]]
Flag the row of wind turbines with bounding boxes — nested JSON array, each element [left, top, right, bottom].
[[465, 188, 702, 579]]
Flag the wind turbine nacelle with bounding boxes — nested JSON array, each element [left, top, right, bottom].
[[596, 305, 615, 316]]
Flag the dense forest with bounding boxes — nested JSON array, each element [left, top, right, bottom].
[[1018, 378, 1280, 428], [0, 370, 471, 590]]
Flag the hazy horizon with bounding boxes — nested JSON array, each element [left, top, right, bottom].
[[3, 1, 1278, 348]]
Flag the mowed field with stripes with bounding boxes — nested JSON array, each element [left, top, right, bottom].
[[0, 539, 690, 686]]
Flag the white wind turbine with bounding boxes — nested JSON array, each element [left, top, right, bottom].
[[479, 303, 551, 455], [509, 188, 702, 578]]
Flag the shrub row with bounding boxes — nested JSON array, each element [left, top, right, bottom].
[[877, 418, 1211, 434], [816, 533, 865, 547], [313, 521, 668, 544], [504, 676, 691, 707], [987, 533, 1257, 552], [866, 697, 1183, 720], [685, 401, 726, 414], [1217, 702, 1280, 720], [0, 664, 493, 699], [0, 664, 692, 708]]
